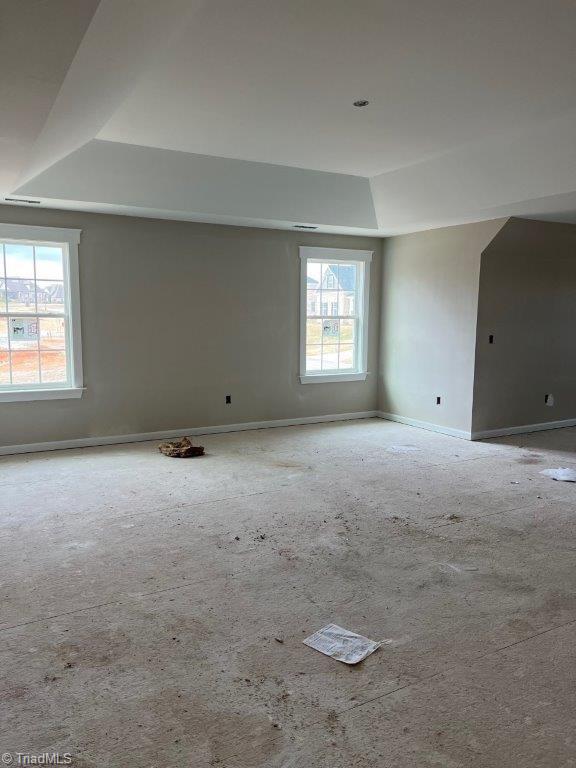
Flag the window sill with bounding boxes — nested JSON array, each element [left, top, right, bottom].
[[0, 387, 85, 403], [299, 372, 368, 384]]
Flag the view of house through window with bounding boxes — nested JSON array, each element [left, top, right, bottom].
[[305, 259, 361, 373], [0, 241, 68, 387]]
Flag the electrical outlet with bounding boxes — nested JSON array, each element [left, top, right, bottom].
[[545, 394, 554, 406], [225, 395, 231, 404], [489, 334, 494, 344], [436, 396, 441, 405]]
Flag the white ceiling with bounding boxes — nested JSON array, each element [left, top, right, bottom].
[[7, 0, 576, 235], [99, 0, 576, 177], [0, 0, 99, 192]]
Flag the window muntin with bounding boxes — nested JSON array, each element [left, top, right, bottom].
[[300, 247, 371, 382], [0, 236, 76, 392], [305, 261, 361, 373]]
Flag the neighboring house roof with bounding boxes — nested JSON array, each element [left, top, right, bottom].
[[322, 264, 355, 292], [4, 278, 35, 293], [306, 276, 319, 288], [3, 279, 62, 294], [45, 283, 64, 300]]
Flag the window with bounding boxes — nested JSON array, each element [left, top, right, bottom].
[[300, 246, 372, 383], [0, 224, 83, 402]]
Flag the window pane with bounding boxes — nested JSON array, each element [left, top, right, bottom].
[[9, 316, 39, 343], [40, 350, 67, 383], [302, 254, 365, 379], [0, 318, 9, 384], [340, 319, 355, 344], [0, 246, 5, 314], [0, 350, 8, 384], [0, 236, 75, 392], [36, 281, 65, 313], [322, 319, 339, 343], [10, 344, 40, 384], [307, 289, 319, 316], [323, 264, 339, 290], [306, 261, 321, 287], [7, 279, 36, 312], [35, 246, 64, 280], [306, 319, 322, 345], [5, 244, 34, 278], [322, 290, 339, 316], [337, 263, 357, 292], [339, 290, 355, 316], [40, 317, 66, 349], [321, 344, 339, 370], [339, 344, 355, 369], [306, 345, 321, 371]]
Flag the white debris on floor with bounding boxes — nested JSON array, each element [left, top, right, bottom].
[[540, 467, 576, 482], [303, 624, 381, 665]]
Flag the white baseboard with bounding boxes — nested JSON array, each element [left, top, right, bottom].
[[7, 409, 571, 456], [377, 411, 472, 440], [471, 417, 576, 440], [0, 410, 379, 457]]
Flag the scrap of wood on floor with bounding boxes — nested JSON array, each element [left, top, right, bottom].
[[158, 437, 205, 458]]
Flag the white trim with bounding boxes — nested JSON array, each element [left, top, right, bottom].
[[299, 246, 372, 383], [0, 387, 84, 402], [65, 236, 84, 390], [358, 256, 370, 375], [0, 410, 379, 456], [300, 372, 368, 384], [0, 224, 81, 246], [6, 410, 574, 456], [471, 417, 576, 441], [378, 411, 472, 440], [0, 224, 83, 399], [299, 247, 373, 263]]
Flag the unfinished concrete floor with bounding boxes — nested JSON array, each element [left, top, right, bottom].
[[2, 418, 576, 767]]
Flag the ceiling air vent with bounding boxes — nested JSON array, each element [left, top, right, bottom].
[[5, 197, 41, 205], [294, 224, 318, 230]]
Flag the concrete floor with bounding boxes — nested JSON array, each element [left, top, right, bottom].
[[2, 418, 576, 767]]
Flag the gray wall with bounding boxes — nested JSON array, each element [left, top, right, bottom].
[[7, 207, 571, 449], [0, 205, 381, 449], [473, 217, 576, 433], [379, 219, 506, 434]]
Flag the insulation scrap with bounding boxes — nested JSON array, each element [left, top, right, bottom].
[[158, 437, 205, 458], [540, 467, 576, 483]]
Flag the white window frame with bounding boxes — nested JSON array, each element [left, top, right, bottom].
[[0, 223, 83, 402], [299, 246, 372, 384]]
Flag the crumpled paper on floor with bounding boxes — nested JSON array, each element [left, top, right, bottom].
[[303, 624, 381, 664], [540, 467, 576, 483]]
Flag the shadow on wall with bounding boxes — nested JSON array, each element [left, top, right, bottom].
[[483, 426, 576, 455]]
